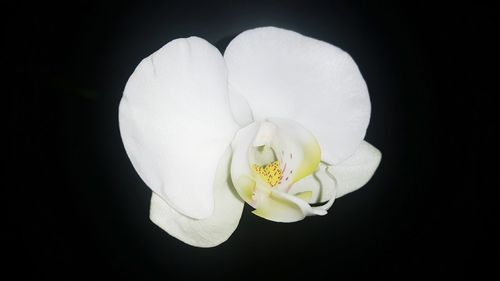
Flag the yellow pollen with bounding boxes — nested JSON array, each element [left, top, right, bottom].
[[252, 160, 282, 187]]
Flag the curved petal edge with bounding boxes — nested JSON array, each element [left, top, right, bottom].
[[149, 147, 244, 248], [119, 36, 238, 219]]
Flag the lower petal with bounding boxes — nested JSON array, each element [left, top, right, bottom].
[[149, 147, 244, 247]]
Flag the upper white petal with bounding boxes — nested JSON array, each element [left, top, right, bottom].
[[149, 147, 244, 248], [329, 141, 382, 198], [119, 37, 238, 219], [224, 26, 371, 164]]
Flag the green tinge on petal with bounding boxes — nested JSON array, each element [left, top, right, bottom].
[[292, 139, 321, 184], [233, 171, 307, 222], [266, 118, 321, 186], [252, 191, 306, 223], [234, 175, 256, 203], [294, 191, 313, 201], [252, 188, 328, 223], [231, 119, 328, 223], [288, 162, 337, 205]]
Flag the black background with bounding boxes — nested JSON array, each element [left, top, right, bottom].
[[7, 0, 496, 280]]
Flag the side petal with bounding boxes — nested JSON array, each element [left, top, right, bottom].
[[119, 37, 238, 219], [149, 147, 244, 248], [224, 26, 371, 165], [328, 141, 382, 198]]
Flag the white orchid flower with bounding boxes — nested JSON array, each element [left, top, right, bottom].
[[119, 27, 382, 248]]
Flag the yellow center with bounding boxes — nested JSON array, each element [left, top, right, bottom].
[[252, 160, 282, 187]]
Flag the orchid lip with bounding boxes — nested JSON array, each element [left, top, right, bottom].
[[231, 118, 338, 222]]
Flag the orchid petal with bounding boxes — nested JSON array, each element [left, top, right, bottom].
[[328, 141, 382, 198], [224, 26, 371, 164], [119, 37, 238, 219], [150, 147, 244, 248]]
